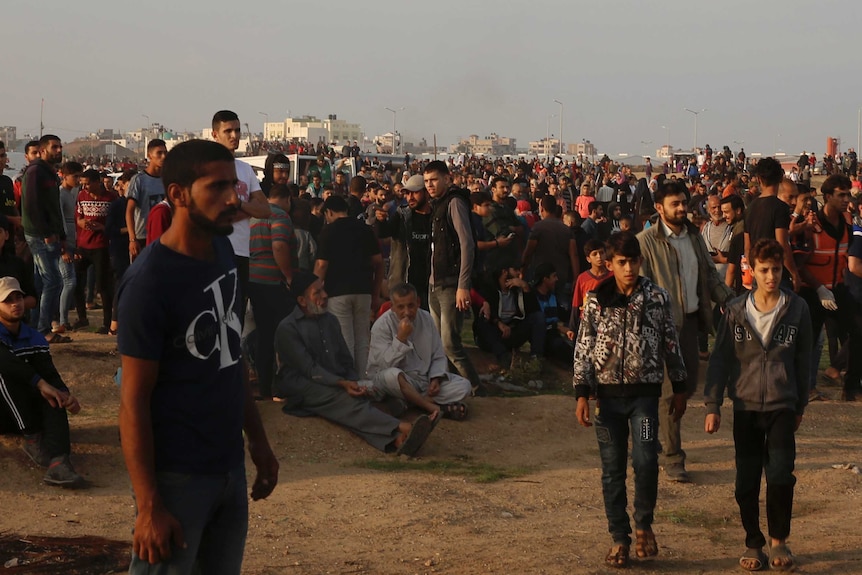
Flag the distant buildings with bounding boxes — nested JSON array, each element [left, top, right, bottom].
[[528, 137, 563, 156], [0, 126, 17, 143], [263, 114, 363, 145], [449, 133, 516, 156], [568, 140, 596, 158]]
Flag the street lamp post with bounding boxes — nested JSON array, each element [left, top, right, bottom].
[[683, 108, 706, 152], [385, 107, 404, 155], [546, 114, 556, 158], [640, 141, 653, 159], [554, 99, 563, 155], [141, 114, 150, 157]]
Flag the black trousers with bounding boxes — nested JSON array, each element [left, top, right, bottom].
[[733, 410, 797, 549], [247, 282, 295, 398], [0, 376, 71, 458], [75, 247, 113, 328], [800, 284, 861, 393]]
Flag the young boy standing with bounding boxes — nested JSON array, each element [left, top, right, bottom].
[[573, 232, 687, 569], [705, 238, 812, 572], [568, 239, 610, 336]]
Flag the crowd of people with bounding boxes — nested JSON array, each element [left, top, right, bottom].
[[1, 124, 859, 573]]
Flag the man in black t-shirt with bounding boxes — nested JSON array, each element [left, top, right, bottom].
[[314, 194, 383, 377], [744, 157, 800, 290], [0, 141, 19, 223]]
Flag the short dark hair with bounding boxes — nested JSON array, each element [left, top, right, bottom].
[[0, 141, 4, 150], [212, 110, 239, 130], [322, 194, 348, 214], [118, 169, 137, 183], [423, 160, 449, 176], [60, 161, 83, 176], [147, 139, 166, 152], [38, 134, 60, 149], [24, 140, 39, 153], [719, 194, 744, 213], [540, 195, 557, 214], [470, 190, 492, 206], [752, 157, 784, 187], [750, 238, 784, 265], [350, 175, 366, 196], [162, 139, 234, 190], [822, 173, 852, 197], [588, 200, 601, 214], [653, 180, 687, 205], [605, 231, 641, 260], [81, 169, 101, 182], [390, 282, 418, 299], [269, 184, 291, 200], [584, 238, 605, 256], [490, 176, 508, 189]]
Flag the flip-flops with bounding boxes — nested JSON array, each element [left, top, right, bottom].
[[768, 543, 795, 571], [396, 414, 434, 457], [739, 547, 767, 571], [440, 402, 469, 421]]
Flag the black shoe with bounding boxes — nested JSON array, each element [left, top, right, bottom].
[[95, 326, 116, 335], [71, 318, 89, 331], [663, 462, 691, 483], [43, 455, 87, 489], [23, 434, 50, 467]]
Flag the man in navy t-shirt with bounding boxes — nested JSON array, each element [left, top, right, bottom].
[[118, 139, 278, 575]]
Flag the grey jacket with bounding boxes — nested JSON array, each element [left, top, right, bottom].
[[637, 219, 734, 332], [704, 290, 812, 416]]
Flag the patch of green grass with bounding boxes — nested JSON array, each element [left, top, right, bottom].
[[656, 506, 732, 530], [353, 457, 530, 483]]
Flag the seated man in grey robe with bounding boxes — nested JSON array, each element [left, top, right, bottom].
[[366, 283, 471, 421], [274, 271, 433, 456]]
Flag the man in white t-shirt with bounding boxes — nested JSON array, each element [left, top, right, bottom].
[[211, 110, 271, 300]]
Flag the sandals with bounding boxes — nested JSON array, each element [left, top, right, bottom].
[[440, 401, 469, 421], [769, 543, 795, 571], [46, 333, 72, 344], [739, 547, 767, 571], [395, 414, 435, 457], [635, 529, 658, 558], [605, 544, 630, 569]]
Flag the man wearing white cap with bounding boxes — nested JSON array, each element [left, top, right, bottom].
[[0, 276, 85, 488], [374, 173, 432, 308]]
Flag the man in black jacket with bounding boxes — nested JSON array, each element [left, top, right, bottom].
[[20, 135, 67, 342], [424, 161, 480, 391]]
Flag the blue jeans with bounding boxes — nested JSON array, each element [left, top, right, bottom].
[[25, 235, 62, 334], [59, 257, 77, 326], [129, 467, 248, 575], [594, 396, 660, 546]]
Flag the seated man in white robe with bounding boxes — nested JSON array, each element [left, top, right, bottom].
[[366, 283, 471, 420]]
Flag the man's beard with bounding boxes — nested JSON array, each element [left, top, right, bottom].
[[188, 199, 236, 236], [306, 299, 327, 315]]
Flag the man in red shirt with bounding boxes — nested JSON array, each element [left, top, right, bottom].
[[73, 170, 116, 334]]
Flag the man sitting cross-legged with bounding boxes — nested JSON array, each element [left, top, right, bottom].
[[366, 283, 472, 421], [274, 271, 434, 456]]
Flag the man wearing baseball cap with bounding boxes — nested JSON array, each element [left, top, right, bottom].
[[0, 276, 85, 488], [374, 174, 433, 308]]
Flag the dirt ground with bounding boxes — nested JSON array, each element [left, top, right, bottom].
[[1, 330, 861, 575]]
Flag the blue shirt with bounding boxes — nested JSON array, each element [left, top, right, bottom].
[[117, 237, 245, 474]]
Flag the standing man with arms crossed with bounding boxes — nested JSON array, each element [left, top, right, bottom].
[[424, 161, 481, 393], [21, 135, 67, 344], [211, 110, 271, 303], [125, 140, 167, 262], [637, 180, 734, 483], [118, 140, 278, 574]]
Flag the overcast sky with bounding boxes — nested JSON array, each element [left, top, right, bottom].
[[3, 0, 860, 156]]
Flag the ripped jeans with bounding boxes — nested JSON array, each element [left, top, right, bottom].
[[593, 395, 660, 546]]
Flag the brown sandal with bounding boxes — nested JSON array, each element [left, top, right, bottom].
[[635, 529, 658, 558], [605, 544, 630, 569]]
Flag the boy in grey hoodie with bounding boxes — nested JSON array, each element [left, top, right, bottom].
[[705, 238, 812, 572]]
